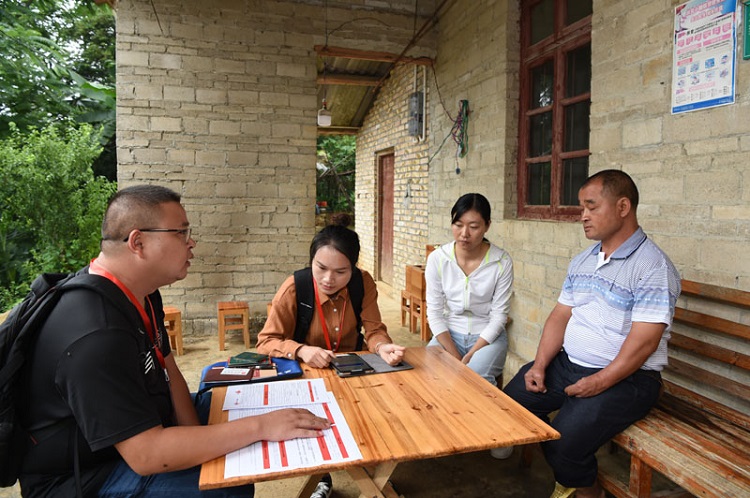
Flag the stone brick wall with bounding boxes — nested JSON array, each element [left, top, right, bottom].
[[359, 0, 750, 381], [116, 0, 750, 376], [356, 64, 431, 295], [116, 0, 436, 335]]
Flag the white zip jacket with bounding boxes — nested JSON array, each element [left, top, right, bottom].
[[425, 241, 513, 344]]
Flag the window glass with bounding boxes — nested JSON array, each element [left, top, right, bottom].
[[531, 61, 554, 109], [519, 0, 591, 219], [531, 0, 554, 45], [566, 44, 591, 98], [527, 162, 552, 205], [562, 158, 589, 205], [530, 112, 553, 157], [566, 0, 592, 25], [564, 101, 590, 152]]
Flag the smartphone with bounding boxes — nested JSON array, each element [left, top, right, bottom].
[[330, 353, 375, 377]]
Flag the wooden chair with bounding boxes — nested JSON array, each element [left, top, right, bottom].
[[217, 301, 250, 351], [400, 290, 412, 329], [405, 265, 431, 340], [163, 306, 184, 356]]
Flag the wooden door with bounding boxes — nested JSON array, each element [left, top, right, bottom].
[[378, 153, 394, 284]]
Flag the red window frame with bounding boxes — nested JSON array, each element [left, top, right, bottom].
[[517, 0, 592, 221]]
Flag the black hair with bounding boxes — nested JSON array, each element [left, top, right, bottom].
[[582, 170, 639, 209], [309, 213, 360, 268], [101, 185, 182, 242], [451, 193, 492, 225]]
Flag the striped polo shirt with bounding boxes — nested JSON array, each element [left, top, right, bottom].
[[559, 227, 681, 371]]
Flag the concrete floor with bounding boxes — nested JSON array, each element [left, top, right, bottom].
[[2, 292, 564, 498]]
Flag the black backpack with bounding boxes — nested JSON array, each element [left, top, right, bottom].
[[292, 267, 365, 351], [0, 272, 110, 488]]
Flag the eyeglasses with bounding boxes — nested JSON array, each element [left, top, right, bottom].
[[123, 227, 193, 244]]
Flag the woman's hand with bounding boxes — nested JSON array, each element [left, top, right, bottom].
[[296, 345, 336, 368], [377, 343, 406, 366], [462, 337, 489, 364]]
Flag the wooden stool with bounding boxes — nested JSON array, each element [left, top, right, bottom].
[[400, 290, 412, 329], [217, 301, 250, 351], [408, 294, 431, 341], [163, 306, 184, 356]]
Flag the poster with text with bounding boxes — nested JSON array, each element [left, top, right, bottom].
[[672, 0, 736, 114]]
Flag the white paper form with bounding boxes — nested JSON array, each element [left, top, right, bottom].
[[224, 398, 362, 478], [222, 378, 330, 410]]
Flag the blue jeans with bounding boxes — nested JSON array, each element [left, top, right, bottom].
[[503, 351, 661, 488], [427, 329, 508, 386], [97, 393, 255, 497]]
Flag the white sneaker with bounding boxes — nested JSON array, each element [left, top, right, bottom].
[[490, 446, 514, 459], [310, 474, 332, 498]]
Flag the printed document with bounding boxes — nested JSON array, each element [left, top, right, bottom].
[[221, 379, 362, 478]]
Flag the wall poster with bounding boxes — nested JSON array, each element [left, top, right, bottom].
[[672, 0, 737, 114]]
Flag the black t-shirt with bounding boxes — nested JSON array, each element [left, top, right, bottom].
[[19, 271, 173, 498]]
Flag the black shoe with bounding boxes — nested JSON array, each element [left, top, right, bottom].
[[310, 473, 332, 498]]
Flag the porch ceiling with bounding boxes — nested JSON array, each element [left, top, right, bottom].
[[315, 45, 432, 135]]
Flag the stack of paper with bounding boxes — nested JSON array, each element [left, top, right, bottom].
[[222, 378, 362, 478]]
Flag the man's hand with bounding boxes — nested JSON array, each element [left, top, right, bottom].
[[564, 373, 607, 398], [255, 408, 331, 441], [524, 366, 548, 393], [378, 343, 406, 365], [296, 345, 336, 368]]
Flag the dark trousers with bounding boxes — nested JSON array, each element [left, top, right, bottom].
[[503, 351, 661, 488]]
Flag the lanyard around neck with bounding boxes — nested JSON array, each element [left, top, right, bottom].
[[312, 278, 347, 352], [89, 258, 166, 370]]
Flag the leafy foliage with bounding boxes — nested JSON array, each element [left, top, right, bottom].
[[0, 0, 117, 180], [317, 135, 356, 214], [0, 124, 116, 311]]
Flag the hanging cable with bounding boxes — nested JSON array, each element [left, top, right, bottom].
[[452, 100, 469, 173], [427, 99, 469, 173]]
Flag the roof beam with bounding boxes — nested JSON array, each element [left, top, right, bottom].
[[314, 45, 432, 66], [317, 126, 360, 136], [317, 73, 382, 86]]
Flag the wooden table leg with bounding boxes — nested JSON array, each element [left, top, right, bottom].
[[294, 473, 326, 498], [348, 462, 402, 498]]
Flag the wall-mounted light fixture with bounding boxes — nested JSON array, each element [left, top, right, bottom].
[[318, 97, 332, 127]]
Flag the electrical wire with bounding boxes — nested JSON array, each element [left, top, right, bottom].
[[452, 100, 469, 158], [427, 98, 469, 173]]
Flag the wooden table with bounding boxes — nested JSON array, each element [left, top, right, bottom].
[[199, 347, 559, 497]]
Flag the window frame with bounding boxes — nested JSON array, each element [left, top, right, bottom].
[[517, 0, 592, 221]]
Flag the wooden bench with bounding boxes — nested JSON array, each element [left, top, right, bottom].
[[598, 279, 750, 497]]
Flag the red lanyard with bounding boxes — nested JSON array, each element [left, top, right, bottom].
[[312, 279, 347, 352], [89, 259, 166, 372]]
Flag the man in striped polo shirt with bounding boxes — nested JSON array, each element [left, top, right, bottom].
[[504, 170, 681, 498]]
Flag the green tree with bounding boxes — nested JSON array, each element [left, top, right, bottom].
[[0, 124, 116, 311], [0, 0, 117, 179], [317, 135, 356, 214]]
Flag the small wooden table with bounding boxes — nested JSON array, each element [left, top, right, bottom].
[[199, 347, 559, 497]]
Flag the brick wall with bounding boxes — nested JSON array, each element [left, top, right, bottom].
[[356, 64, 431, 295], [117, 0, 750, 372], [116, 0, 436, 334], [360, 0, 750, 381]]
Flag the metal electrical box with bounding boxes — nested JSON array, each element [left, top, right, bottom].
[[407, 91, 424, 137]]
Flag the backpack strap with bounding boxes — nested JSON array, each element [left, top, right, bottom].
[[292, 267, 366, 350], [292, 268, 315, 344]]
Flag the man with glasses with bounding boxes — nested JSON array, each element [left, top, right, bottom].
[[19, 185, 329, 497]]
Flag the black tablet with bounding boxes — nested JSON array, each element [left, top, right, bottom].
[[330, 353, 375, 377]]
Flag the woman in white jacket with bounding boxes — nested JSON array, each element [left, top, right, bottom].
[[425, 193, 513, 388]]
